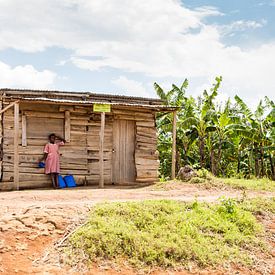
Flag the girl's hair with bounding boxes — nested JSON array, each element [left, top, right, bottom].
[[48, 133, 56, 139]]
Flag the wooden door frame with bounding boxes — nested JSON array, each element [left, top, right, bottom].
[[112, 119, 136, 185]]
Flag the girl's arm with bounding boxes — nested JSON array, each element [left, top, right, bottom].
[[41, 152, 48, 162], [56, 136, 66, 143]]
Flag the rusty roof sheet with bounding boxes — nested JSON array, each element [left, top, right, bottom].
[[15, 97, 177, 111], [0, 88, 163, 105]]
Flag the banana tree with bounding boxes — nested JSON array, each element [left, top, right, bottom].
[[154, 79, 188, 177]]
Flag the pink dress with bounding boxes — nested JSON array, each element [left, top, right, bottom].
[[44, 142, 64, 174]]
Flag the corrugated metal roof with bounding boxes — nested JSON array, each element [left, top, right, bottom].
[[0, 88, 163, 105], [15, 97, 177, 111]]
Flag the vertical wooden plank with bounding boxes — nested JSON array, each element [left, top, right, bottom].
[[99, 112, 105, 188], [64, 110, 71, 142], [126, 120, 136, 182], [171, 111, 177, 179], [112, 120, 119, 184], [0, 100, 3, 181], [22, 114, 27, 147], [112, 119, 136, 184], [14, 102, 19, 190], [120, 120, 124, 182]]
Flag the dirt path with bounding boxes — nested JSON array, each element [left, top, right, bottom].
[[0, 184, 274, 274]]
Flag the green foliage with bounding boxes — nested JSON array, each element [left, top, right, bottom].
[[155, 77, 275, 180], [221, 177, 275, 192], [68, 200, 267, 269]]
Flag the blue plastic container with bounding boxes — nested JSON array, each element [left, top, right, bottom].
[[38, 162, 45, 168], [64, 175, 77, 188], [58, 175, 66, 188]]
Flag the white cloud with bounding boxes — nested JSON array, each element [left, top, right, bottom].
[[112, 76, 150, 98], [0, 0, 274, 103], [0, 61, 56, 89], [219, 19, 267, 35]]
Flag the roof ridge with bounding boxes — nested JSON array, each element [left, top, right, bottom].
[[0, 88, 162, 102]]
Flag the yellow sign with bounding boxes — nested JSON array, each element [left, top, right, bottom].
[[93, 103, 111, 113]]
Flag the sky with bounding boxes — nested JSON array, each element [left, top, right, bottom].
[[0, 0, 274, 107]]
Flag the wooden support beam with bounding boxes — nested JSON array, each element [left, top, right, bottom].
[[64, 110, 71, 142], [22, 114, 27, 147], [0, 101, 19, 115], [14, 102, 19, 190], [171, 111, 177, 179], [99, 112, 105, 188]]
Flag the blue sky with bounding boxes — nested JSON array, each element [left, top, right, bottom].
[[0, 0, 274, 106]]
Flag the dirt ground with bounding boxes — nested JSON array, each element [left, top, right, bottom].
[[0, 184, 274, 274]]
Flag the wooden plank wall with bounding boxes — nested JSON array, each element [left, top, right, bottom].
[[112, 108, 159, 183], [0, 103, 90, 190], [86, 114, 113, 185], [0, 101, 2, 181], [0, 102, 159, 190]]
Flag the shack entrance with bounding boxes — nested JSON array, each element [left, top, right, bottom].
[[112, 120, 136, 184]]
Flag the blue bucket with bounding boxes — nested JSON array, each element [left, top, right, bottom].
[[64, 175, 76, 188], [38, 162, 45, 168], [58, 175, 66, 188]]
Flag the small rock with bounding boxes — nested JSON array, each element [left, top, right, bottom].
[[27, 234, 38, 241], [15, 243, 28, 251], [177, 165, 198, 181], [55, 229, 64, 235], [40, 230, 50, 237]]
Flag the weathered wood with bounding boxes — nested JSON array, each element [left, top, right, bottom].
[[172, 111, 177, 179], [135, 157, 159, 166], [99, 112, 105, 188], [0, 101, 19, 115], [59, 106, 74, 112], [24, 111, 64, 118], [22, 114, 27, 147], [64, 110, 71, 142], [112, 120, 136, 184], [136, 135, 157, 145], [136, 121, 155, 127], [0, 180, 52, 191], [14, 102, 19, 190], [1, 99, 161, 189], [136, 177, 157, 182]]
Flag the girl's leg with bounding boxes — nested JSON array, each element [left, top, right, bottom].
[[50, 173, 56, 188], [55, 173, 59, 188]]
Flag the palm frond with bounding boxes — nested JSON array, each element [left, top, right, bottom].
[[234, 95, 253, 121]]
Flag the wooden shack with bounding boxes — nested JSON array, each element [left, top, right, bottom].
[[0, 89, 177, 191]]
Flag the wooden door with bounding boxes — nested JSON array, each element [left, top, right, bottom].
[[112, 120, 136, 184]]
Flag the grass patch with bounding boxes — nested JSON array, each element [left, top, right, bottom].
[[153, 175, 275, 192], [221, 177, 275, 192], [240, 197, 275, 214], [68, 199, 269, 269]]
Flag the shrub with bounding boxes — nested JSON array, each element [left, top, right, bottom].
[[68, 200, 265, 269]]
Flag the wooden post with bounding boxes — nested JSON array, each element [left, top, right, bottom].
[[171, 111, 177, 179], [99, 112, 105, 188], [22, 114, 27, 147], [64, 110, 71, 142], [14, 102, 19, 190]]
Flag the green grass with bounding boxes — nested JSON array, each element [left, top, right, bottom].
[[68, 199, 272, 269], [221, 177, 275, 192], [154, 175, 275, 192]]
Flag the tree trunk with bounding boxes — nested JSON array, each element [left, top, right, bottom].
[[199, 137, 205, 168], [217, 140, 222, 176], [176, 149, 181, 173], [254, 145, 260, 178], [260, 144, 265, 177], [269, 154, 275, 181], [210, 149, 216, 175], [237, 151, 240, 174]]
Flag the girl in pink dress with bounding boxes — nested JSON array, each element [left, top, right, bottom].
[[41, 133, 65, 188]]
